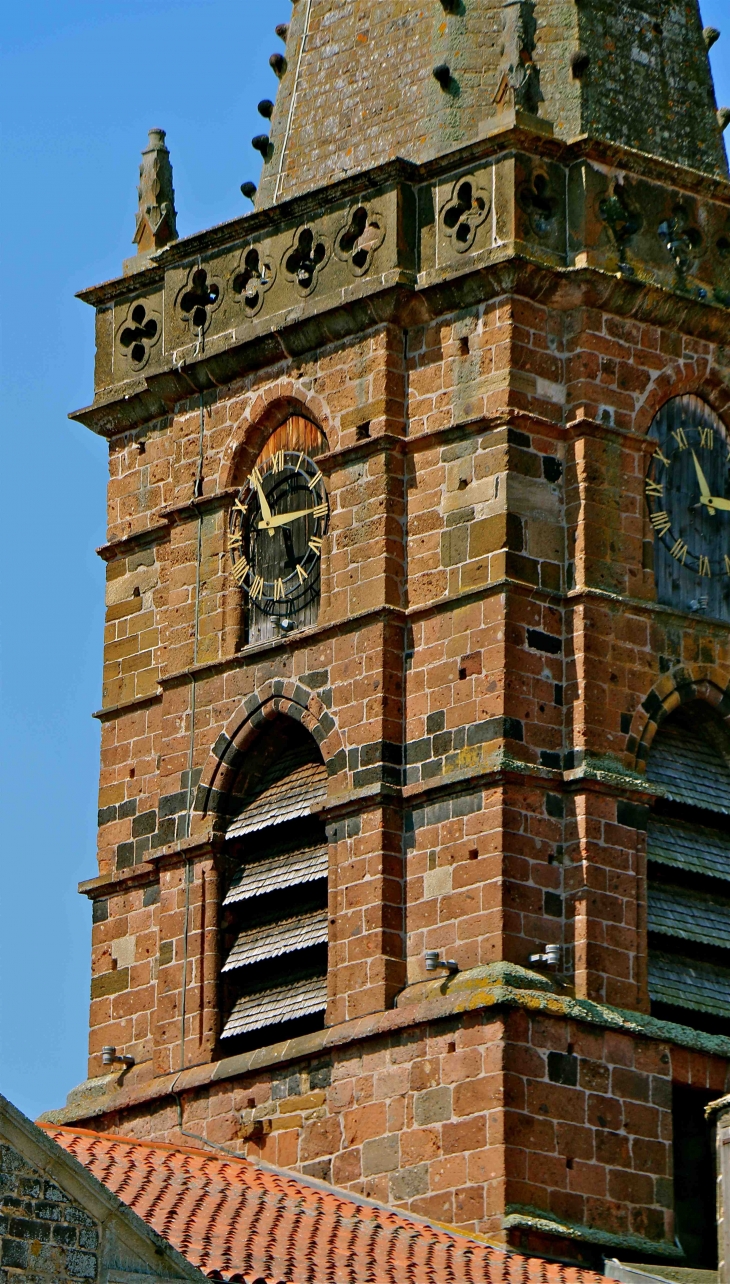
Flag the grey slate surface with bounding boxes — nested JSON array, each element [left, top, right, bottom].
[[648, 883, 730, 947], [649, 951, 730, 1019], [221, 975, 328, 1038], [648, 818, 730, 884], [646, 712, 730, 813], [222, 909, 328, 972], [226, 759, 327, 838], [224, 845, 328, 905]]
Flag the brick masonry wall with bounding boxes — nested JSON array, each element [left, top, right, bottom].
[[75, 267, 730, 1257], [79, 1008, 729, 1259], [0, 1142, 99, 1281], [85, 301, 730, 1064]]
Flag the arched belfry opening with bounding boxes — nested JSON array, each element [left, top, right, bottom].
[[646, 700, 730, 1035], [217, 715, 329, 1052]]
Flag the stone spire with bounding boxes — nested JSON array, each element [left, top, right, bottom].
[[133, 128, 178, 255], [255, 0, 727, 208]]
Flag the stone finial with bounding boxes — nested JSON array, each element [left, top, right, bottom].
[[134, 128, 178, 255], [493, 0, 543, 118]]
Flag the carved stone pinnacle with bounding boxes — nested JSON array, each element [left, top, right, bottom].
[[134, 128, 178, 255]]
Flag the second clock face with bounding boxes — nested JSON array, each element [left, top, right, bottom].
[[646, 396, 730, 620], [229, 449, 329, 620]]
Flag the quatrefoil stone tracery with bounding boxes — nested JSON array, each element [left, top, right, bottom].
[[179, 267, 222, 332], [232, 246, 276, 318], [117, 302, 161, 369], [442, 178, 491, 253], [283, 227, 330, 295], [335, 206, 386, 276]]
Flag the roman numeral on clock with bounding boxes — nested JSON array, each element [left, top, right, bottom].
[[699, 556, 712, 578], [308, 470, 324, 492], [296, 564, 309, 584], [645, 479, 664, 498], [672, 426, 688, 450], [309, 537, 323, 554], [654, 448, 670, 467], [250, 575, 265, 600], [271, 450, 285, 474], [311, 503, 328, 519], [670, 538, 688, 564], [650, 511, 672, 536], [231, 558, 249, 585], [274, 578, 285, 601], [725, 555, 730, 576], [699, 426, 714, 449]]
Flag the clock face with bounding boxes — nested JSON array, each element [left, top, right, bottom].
[[646, 396, 730, 621], [228, 447, 329, 624]]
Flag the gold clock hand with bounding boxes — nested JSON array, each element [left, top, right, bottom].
[[700, 494, 730, 512], [250, 473, 275, 537], [691, 450, 712, 499], [258, 506, 321, 530]]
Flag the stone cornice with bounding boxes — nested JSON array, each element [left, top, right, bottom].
[[38, 964, 730, 1129]]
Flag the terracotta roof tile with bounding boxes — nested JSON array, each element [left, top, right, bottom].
[[42, 1125, 607, 1284]]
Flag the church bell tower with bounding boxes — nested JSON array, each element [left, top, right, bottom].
[[45, 0, 730, 1269]]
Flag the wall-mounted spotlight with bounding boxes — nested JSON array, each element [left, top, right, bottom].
[[258, 99, 274, 120], [240, 182, 257, 203], [252, 135, 270, 157], [425, 950, 459, 973], [275, 23, 289, 41], [270, 52, 287, 78], [703, 26, 720, 50], [433, 64, 452, 90], [528, 944, 561, 970], [101, 1046, 135, 1068]]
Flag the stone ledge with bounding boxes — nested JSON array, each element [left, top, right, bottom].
[[38, 965, 730, 1127], [504, 1205, 683, 1259]]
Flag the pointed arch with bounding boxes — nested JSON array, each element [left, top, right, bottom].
[[218, 380, 332, 492], [193, 683, 346, 826]]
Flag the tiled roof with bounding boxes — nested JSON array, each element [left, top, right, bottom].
[[43, 1126, 606, 1284]]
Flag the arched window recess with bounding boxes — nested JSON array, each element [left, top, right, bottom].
[[217, 717, 329, 1051], [646, 701, 730, 1036]]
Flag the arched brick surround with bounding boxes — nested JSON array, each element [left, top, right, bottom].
[[193, 681, 347, 827], [628, 664, 730, 770], [634, 367, 730, 435], [218, 380, 332, 491]]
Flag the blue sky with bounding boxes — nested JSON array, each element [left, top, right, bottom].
[[1, 1, 728, 1122]]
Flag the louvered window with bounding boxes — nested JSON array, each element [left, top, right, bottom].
[[218, 719, 329, 1050], [646, 702, 730, 1035]]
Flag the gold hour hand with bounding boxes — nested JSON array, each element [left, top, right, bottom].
[[258, 507, 317, 530], [691, 450, 711, 499]]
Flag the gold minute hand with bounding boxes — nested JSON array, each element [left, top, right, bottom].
[[258, 507, 318, 530], [701, 494, 730, 512]]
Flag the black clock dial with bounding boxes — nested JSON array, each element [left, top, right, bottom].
[[228, 449, 329, 621], [646, 396, 730, 621]]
